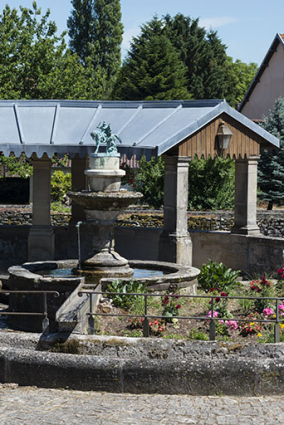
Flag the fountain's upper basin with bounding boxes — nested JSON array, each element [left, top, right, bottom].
[[67, 190, 143, 210]]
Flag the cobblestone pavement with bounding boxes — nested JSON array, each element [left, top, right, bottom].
[[0, 384, 284, 425]]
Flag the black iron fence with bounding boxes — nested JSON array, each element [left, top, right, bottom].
[[0, 290, 60, 332], [78, 290, 284, 343]]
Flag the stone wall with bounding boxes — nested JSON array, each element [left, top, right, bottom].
[[0, 208, 284, 237], [0, 219, 283, 274]]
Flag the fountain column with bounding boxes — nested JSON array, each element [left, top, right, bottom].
[[68, 146, 142, 282]]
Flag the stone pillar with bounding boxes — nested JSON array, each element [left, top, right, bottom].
[[158, 155, 192, 265], [231, 156, 260, 235], [28, 154, 54, 261], [70, 154, 88, 225]]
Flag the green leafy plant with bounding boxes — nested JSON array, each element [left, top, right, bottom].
[[135, 156, 164, 208], [198, 260, 240, 293], [189, 329, 209, 341], [106, 279, 146, 309], [0, 153, 32, 178], [50, 170, 71, 202]]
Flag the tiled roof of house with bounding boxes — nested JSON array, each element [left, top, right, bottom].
[[279, 33, 284, 42]]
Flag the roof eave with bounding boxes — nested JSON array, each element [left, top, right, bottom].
[[238, 33, 283, 113]]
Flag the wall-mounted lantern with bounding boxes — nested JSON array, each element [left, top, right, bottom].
[[217, 121, 233, 150]]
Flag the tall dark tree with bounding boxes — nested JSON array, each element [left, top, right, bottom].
[[67, 0, 123, 96], [114, 13, 256, 105], [258, 97, 284, 210], [164, 14, 228, 99], [113, 17, 190, 100], [113, 18, 190, 100]]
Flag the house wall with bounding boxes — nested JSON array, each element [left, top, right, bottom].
[[0, 226, 283, 276], [241, 44, 284, 120]]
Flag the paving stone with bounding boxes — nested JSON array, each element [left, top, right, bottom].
[[0, 386, 284, 424]]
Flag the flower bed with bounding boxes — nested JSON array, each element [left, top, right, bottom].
[[94, 264, 284, 343]]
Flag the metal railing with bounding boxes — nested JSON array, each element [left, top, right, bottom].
[[78, 290, 284, 342], [0, 290, 60, 332]]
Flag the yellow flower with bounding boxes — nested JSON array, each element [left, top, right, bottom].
[[250, 322, 255, 326], [280, 324, 284, 329], [273, 314, 276, 318], [256, 333, 262, 337]]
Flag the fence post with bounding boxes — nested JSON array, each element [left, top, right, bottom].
[[143, 294, 150, 337], [275, 298, 280, 343], [42, 292, 49, 333], [88, 293, 95, 335], [209, 297, 215, 341]]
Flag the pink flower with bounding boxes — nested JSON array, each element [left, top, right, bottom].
[[206, 310, 219, 318], [226, 320, 238, 331], [262, 307, 274, 316]]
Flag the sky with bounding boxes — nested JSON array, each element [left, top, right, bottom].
[[3, 0, 284, 66]]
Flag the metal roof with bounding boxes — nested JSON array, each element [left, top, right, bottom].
[[0, 99, 279, 159], [238, 33, 284, 114]]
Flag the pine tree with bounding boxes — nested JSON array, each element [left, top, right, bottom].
[[258, 97, 284, 210], [67, 0, 123, 96], [113, 17, 190, 100]]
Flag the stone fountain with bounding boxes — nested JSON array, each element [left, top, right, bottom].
[[7, 123, 200, 333], [68, 122, 142, 282]]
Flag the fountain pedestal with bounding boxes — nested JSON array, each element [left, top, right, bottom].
[[68, 153, 142, 282]]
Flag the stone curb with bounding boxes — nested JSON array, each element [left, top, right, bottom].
[[1, 333, 284, 395]]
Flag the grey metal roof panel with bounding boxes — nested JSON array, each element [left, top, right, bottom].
[[0, 106, 21, 144], [0, 99, 279, 159], [18, 106, 56, 144]]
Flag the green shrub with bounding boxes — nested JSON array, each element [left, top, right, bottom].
[[198, 260, 240, 293], [50, 170, 71, 202], [106, 279, 146, 309]]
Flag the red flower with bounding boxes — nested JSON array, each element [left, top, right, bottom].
[[176, 304, 181, 309], [220, 292, 228, 297]]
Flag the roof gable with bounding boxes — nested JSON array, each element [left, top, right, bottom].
[[238, 33, 284, 114]]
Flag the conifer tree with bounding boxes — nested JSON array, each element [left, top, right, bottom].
[[113, 17, 190, 100], [258, 97, 284, 210]]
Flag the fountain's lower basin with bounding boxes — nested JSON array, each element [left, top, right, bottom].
[[7, 259, 200, 333]]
